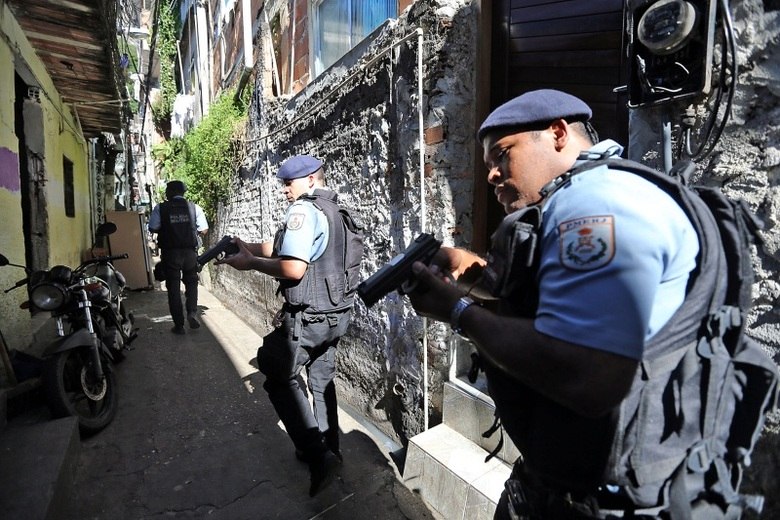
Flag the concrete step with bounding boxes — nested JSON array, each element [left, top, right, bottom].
[[443, 381, 520, 466], [404, 423, 511, 519], [0, 414, 80, 520]]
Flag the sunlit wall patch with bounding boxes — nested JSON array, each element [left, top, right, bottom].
[[559, 215, 615, 270], [0, 148, 21, 192]]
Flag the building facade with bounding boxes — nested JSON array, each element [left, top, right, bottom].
[[0, 0, 127, 357]]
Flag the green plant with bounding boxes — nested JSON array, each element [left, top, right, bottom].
[[153, 0, 180, 134], [151, 91, 248, 222]]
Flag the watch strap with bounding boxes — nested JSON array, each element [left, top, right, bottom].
[[450, 296, 476, 336]]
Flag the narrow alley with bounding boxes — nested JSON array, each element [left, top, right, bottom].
[[54, 285, 436, 519]]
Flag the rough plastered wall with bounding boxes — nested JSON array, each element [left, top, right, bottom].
[[206, 0, 478, 445], [630, 1, 780, 512], [719, 0, 780, 512]]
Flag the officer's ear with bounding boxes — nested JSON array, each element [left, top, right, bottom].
[[550, 119, 569, 151]]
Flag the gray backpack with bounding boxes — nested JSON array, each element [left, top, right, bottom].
[[583, 159, 780, 518]]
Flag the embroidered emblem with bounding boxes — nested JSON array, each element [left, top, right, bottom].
[[287, 212, 306, 231], [559, 215, 615, 270]]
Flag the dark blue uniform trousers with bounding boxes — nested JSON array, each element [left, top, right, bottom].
[[257, 308, 351, 458], [161, 247, 199, 327]]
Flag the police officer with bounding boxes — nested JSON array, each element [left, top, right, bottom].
[[148, 180, 209, 334], [218, 155, 359, 497], [406, 90, 699, 518]]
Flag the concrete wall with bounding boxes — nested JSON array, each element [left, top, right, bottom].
[[207, 0, 478, 444], [710, 0, 780, 510], [0, 10, 30, 354]]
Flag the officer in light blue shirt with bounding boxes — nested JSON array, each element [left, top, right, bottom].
[[217, 155, 351, 498], [405, 89, 701, 519]]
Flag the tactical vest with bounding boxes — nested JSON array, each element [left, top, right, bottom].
[[158, 198, 197, 249], [275, 189, 363, 314], [481, 156, 778, 517]]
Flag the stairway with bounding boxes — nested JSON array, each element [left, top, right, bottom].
[[0, 381, 80, 520], [403, 377, 519, 519]]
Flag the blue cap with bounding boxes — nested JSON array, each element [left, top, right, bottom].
[[477, 89, 592, 141], [276, 155, 323, 180]]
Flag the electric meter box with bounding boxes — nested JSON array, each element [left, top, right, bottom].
[[628, 0, 717, 107]]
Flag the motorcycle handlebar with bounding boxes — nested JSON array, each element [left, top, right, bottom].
[[80, 253, 129, 267], [4, 277, 28, 293]]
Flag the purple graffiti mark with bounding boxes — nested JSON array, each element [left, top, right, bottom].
[[0, 148, 21, 192]]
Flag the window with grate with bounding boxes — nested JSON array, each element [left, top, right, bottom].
[[312, 0, 397, 76]]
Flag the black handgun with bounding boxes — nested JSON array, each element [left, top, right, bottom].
[[358, 233, 441, 307], [197, 235, 240, 266]]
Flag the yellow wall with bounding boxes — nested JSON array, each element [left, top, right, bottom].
[[0, 2, 94, 356], [0, 6, 30, 348], [44, 110, 92, 269]]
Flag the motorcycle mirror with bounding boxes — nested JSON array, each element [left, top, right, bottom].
[[0, 254, 27, 270], [96, 222, 117, 237]]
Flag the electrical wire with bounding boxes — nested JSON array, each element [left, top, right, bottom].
[[139, 0, 164, 138], [679, 0, 737, 162]]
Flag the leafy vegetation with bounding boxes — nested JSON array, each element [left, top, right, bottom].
[[152, 0, 180, 135], [151, 90, 248, 221]]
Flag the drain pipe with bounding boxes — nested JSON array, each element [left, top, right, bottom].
[[415, 28, 429, 431]]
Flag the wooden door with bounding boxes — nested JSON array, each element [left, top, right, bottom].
[[491, 0, 629, 141], [473, 0, 630, 250]]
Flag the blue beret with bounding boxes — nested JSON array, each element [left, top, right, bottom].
[[477, 89, 592, 141], [276, 155, 323, 180]]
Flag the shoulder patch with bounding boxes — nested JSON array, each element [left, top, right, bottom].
[[287, 212, 306, 231], [559, 215, 615, 270]]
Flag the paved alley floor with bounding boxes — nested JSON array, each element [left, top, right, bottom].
[[57, 283, 437, 520]]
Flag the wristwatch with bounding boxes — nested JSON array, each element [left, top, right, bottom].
[[450, 296, 477, 337]]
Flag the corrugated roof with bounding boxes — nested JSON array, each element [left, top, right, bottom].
[[7, 0, 128, 137]]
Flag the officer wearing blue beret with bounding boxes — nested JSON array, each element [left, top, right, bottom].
[[406, 90, 699, 518], [219, 154, 362, 497]]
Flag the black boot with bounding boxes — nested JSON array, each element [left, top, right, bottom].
[[308, 450, 340, 497]]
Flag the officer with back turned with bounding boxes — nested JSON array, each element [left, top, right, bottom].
[[148, 180, 208, 335]]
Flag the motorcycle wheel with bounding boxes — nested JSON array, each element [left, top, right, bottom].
[[43, 348, 118, 434]]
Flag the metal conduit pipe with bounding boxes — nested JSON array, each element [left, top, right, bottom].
[[415, 28, 429, 431], [248, 28, 424, 143]]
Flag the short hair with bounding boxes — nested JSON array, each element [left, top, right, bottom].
[[570, 121, 599, 145], [166, 180, 186, 197]]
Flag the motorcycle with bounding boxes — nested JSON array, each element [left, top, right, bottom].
[[0, 222, 136, 433], [80, 222, 137, 361]]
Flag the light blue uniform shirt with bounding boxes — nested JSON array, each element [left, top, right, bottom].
[[277, 198, 329, 262], [533, 141, 699, 360]]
